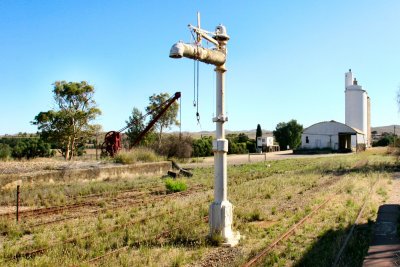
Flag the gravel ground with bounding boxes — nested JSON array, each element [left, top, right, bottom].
[[189, 247, 243, 267]]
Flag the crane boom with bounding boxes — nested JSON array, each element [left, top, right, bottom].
[[101, 92, 181, 157], [132, 92, 181, 147]]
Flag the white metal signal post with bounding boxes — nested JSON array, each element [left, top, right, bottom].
[[169, 14, 240, 246]]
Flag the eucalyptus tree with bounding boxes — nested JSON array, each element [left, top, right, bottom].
[[33, 81, 101, 160]]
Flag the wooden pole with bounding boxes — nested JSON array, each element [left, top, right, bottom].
[[16, 185, 20, 223]]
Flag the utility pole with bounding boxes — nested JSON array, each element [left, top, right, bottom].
[[169, 14, 240, 246]]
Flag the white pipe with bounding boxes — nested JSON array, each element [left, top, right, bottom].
[[169, 42, 225, 66]]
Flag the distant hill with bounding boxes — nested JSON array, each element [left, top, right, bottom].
[[3, 125, 398, 140], [176, 129, 273, 139], [371, 125, 400, 135], [180, 125, 400, 139]]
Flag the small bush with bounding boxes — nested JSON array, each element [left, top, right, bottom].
[[247, 209, 263, 222], [192, 136, 213, 157], [0, 143, 11, 160], [114, 148, 159, 164], [156, 134, 193, 159], [164, 178, 187, 192]]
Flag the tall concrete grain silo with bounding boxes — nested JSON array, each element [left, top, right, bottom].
[[345, 69, 370, 147]]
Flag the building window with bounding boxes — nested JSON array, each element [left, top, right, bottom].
[[306, 136, 309, 143]]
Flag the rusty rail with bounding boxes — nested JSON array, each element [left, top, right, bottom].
[[0, 185, 177, 220], [332, 176, 380, 266], [9, 188, 208, 260], [242, 194, 335, 267], [28, 185, 205, 228], [85, 215, 209, 264]]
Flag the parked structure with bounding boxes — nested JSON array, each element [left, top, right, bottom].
[[300, 70, 370, 152], [345, 69, 371, 147], [301, 120, 365, 151], [257, 136, 273, 147], [257, 136, 279, 152]]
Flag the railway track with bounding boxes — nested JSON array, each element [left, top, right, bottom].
[[78, 176, 349, 265], [242, 177, 379, 267], [0, 179, 163, 212], [2, 158, 382, 266], [242, 194, 335, 267], [9, 197, 210, 260], [0, 183, 195, 221], [10, 174, 344, 262], [27, 185, 206, 228], [85, 215, 210, 264], [332, 177, 379, 266], [86, 174, 370, 266]]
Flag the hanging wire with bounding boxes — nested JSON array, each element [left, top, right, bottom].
[[193, 59, 197, 107], [196, 60, 200, 124], [189, 27, 201, 126]]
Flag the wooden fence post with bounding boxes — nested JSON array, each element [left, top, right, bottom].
[[16, 185, 20, 223]]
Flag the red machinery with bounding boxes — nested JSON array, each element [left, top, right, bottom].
[[101, 92, 181, 157]]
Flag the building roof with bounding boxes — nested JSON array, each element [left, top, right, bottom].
[[303, 120, 364, 135]]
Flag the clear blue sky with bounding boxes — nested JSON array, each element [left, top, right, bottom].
[[1, 1, 399, 135]]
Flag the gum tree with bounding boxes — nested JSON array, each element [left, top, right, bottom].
[[32, 81, 101, 160]]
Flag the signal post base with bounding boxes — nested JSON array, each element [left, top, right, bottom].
[[209, 200, 240, 247]]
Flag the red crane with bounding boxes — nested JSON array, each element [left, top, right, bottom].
[[101, 92, 181, 157]]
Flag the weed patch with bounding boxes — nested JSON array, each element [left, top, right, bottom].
[[164, 178, 187, 193]]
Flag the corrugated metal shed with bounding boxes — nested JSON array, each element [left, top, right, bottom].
[[301, 120, 365, 151]]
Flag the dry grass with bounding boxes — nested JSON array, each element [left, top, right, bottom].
[[0, 148, 396, 266], [114, 148, 161, 164]]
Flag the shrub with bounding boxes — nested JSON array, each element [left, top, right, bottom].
[[164, 178, 187, 192], [226, 133, 250, 154], [246, 140, 257, 153], [372, 135, 393, 147], [192, 136, 213, 157], [0, 137, 53, 159], [156, 134, 193, 159], [0, 144, 11, 160]]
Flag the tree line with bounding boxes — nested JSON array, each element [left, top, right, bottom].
[[0, 137, 53, 160], [0, 80, 305, 161]]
